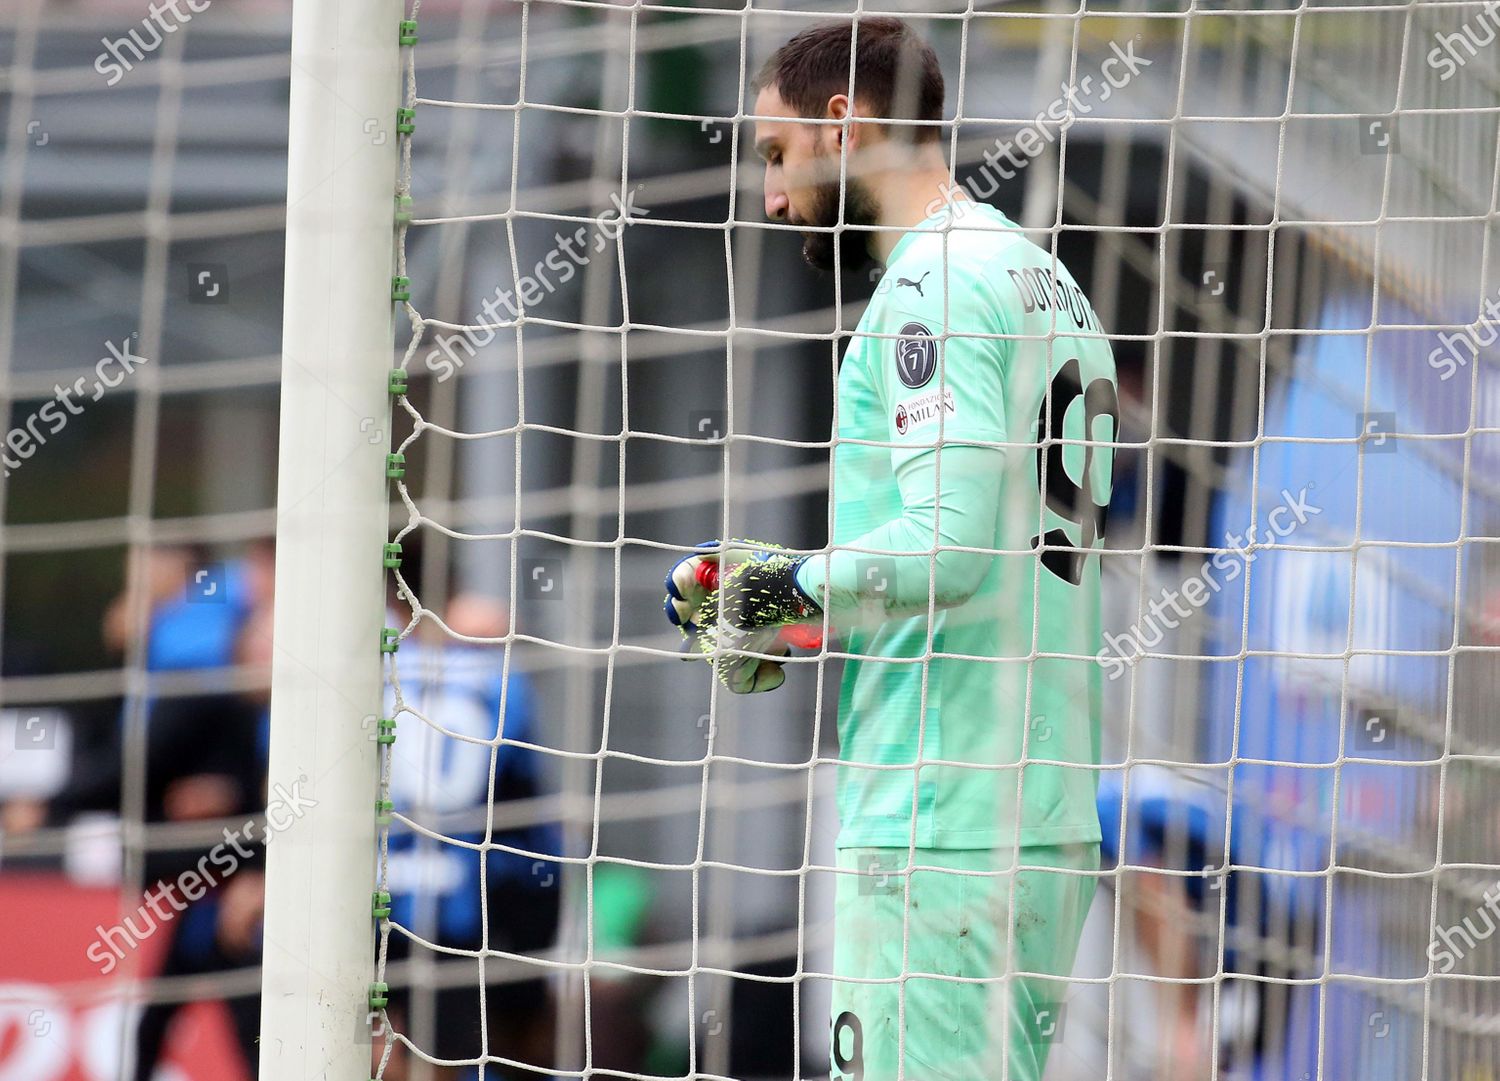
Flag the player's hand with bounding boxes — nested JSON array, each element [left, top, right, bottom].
[[664, 540, 823, 693], [663, 539, 777, 635], [697, 623, 794, 693]]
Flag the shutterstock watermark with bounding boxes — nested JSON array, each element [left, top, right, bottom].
[[4, 338, 149, 479], [921, 40, 1152, 218], [425, 191, 649, 381], [1427, 1, 1500, 81], [1098, 485, 1322, 680], [1428, 289, 1500, 380], [84, 779, 317, 975], [95, 0, 213, 87], [1428, 881, 1500, 974]]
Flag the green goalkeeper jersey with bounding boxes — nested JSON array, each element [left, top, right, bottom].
[[795, 201, 1118, 850]]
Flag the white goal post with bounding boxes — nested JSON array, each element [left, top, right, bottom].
[[259, 0, 402, 1077]]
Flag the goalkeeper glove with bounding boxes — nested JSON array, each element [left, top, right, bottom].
[[663, 540, 824, 693]]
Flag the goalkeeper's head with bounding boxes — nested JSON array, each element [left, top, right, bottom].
[[751, 17, 946, 274]]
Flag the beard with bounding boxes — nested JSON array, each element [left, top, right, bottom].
[[795, 173, 880, 276]]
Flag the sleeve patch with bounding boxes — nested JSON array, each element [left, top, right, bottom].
[[893, 387, 957, 435], [894, 322, 937, 389]]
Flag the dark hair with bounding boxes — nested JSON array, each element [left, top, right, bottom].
[[753, 17, 944, 145]]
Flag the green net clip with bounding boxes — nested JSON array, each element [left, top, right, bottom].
[[396, 107, 416, 135], [372, 890, 392, 919], [391, 276, 410, 302], [376, 717, 397, 746], [384, 453, 405, 479], [375, 799, 394, 824], [394, 194, 412, 226], [388, 368, 408, 395], [398, 19, 418, 45], [368, 982, 390, 1009], [380, 628, 399, 653], [383, 542, 403, 568]]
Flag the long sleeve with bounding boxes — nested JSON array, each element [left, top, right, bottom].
[[796, 442, 1006, 620]]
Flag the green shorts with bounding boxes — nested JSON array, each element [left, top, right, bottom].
[[829, 843, 1098, 1081]]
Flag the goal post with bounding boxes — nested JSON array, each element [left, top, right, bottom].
[[259, 0, 403, 1076]]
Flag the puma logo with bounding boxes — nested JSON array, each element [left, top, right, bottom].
[[896, 270, 930, 297]]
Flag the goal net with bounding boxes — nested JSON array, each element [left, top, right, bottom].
[[366, 3, 1500, 1079], [3, 0, 1494, 1079]]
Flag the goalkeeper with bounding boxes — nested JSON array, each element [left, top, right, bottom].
[[664, 16, 1118, 1081]]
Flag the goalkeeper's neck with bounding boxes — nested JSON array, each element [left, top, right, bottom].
[[862, 146, 975, 265]]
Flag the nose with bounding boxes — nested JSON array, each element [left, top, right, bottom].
[[765, 185, 788, 222]]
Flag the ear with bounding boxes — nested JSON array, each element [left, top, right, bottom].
[[826, 93, 854, 149]]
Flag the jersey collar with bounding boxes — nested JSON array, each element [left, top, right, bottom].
[[885, 200, 1010, 269]]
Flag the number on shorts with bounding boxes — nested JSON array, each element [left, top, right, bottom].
[[831, 1010, 864, 1080]]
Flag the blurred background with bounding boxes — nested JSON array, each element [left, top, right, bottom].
[[1, 0, 1499, 1079]]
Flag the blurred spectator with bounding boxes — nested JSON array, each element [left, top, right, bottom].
[[1098, 774, 1293, 1080], [123, 544, 267, 1081], [5, 545, 265, 834], [104, 544, 256, 672], [379, 551, 561, 1081], [1, 542, 271, 1080]]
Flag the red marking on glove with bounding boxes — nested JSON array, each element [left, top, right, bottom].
[[779, 624, 824, 650], [696, 560, 719, 591]]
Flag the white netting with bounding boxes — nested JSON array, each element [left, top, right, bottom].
[[2, 1, 1498, 1080], [371, 4, 1500, 1080]]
